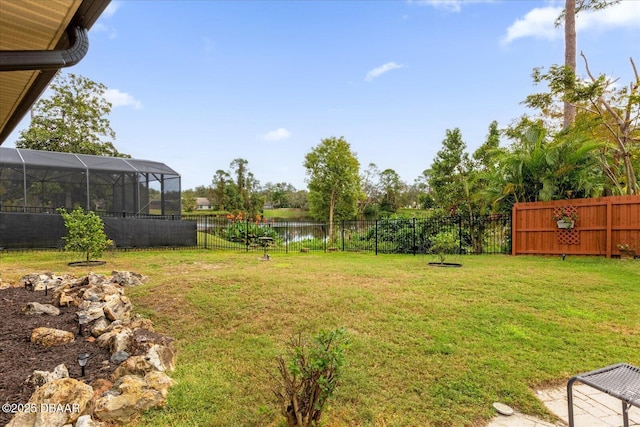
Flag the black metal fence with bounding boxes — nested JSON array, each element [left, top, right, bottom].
[[192, 214, 512, 255], [0, 206, 511, 255]]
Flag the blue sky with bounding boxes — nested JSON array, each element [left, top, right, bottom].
[[5, 0, 640, 191]]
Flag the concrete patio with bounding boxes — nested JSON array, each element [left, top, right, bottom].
[[488, 384, 640, 427]]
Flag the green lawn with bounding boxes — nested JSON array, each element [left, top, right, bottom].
[[2, 251, 638, 426], [262, 208, 311, 219]]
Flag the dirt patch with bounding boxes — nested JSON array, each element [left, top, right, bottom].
[[0, 286, 117, 425]]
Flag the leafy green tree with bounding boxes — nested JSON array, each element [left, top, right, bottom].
[[473, 121, 502, 171], [58, 207, 112, 264], [304, 136, 361, 241], [182, 194, 196, 212], [430, 230, 459, 264], [231, 158, 250, 210], [192, 185, 213, 198], [358, 163, 381, 218], [211, 160, 264, 216], [244, 171, 265, 216], [470, 121, 507, 213], [494, 118, 604, 205], [378, 168, 405, 215], [262, 182, 299, 209], [498, 120, 554, 204], [426, 128, 470, 213], [418, 192, 435, 210], [17, 73, 128, 157], [212, 169, 232, 211], [289, 190, 309, 209], [525, 56, 639, 194]]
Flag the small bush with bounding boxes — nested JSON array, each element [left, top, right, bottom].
[[430, 230, 459, 263], [271, 328, 349, 427], [58, 207, 112, 263], [220, 220, 279, 244]]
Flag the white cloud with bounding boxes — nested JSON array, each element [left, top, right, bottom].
[[575, 1, 640, 32], [501, 6, 562, 45], [104, 89, 143, 109], [407, 0, 494, 13], [92, 2, 120, 39], [92, 22, 118, 39], [261, 128, 291, 141], [365, 62, 405, 82], [102, 1, 121, 18], [502, 1, 640, 45]]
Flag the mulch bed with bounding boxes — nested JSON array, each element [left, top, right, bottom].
[[0, 286, 118, 425]]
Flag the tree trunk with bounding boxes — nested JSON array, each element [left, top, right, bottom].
[[564, 0, 577, 129], [624, 151, 639, 195]]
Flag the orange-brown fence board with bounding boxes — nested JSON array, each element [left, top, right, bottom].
[[512, 195, 640, 257]]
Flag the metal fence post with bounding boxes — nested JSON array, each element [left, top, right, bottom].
[[324, 222, 327, 252], [458, 215, 463, 254], [412, 217, 416, 256], [341, 220, 345, 252], [375, 219, 378, 256], [246, 217, 249, 252], [286, 221, 289, 254]]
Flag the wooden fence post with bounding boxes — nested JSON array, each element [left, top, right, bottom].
[[511, 204, 517, 256], [606, 198, 612, 258]]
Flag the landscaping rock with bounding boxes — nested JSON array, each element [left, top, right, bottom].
[[86, 274, 108, 286], [102, 294, 132, 321], [81, 283, 122, 303], [30, 327, 75, 347], [146, 344, 176, 373], [6, 378, 93, 427], [129, 327, 171, 355], [110, 350, 130, 365], [93, 372, 174, 423], [53, 284, 81, 307], [144, 370, 175, 399], [21, 301, 61, 316], [3, 271, 175, 426], [111, 356, 155, 382], [109, 271, 149, 287], [25, 364, 69, 387], [96, 325, 132, 354], [90, 317, 111, 337], [90, 378, 113, 400], [77, 304, 106, 325], [128, 315, 155, 332], [20, 272, 70, 292], [74, 414, 106, 427]]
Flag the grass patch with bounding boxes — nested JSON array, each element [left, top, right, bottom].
[[1, 251, 638, 426], [262, 208, 311, 220]]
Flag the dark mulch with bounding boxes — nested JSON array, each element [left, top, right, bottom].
[[0, 286, 118, 425]]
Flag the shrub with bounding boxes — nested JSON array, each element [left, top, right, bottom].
[[430, 230, 459, 263], [58, 207, 112, 263], [221, 220, 279, 244], [271, 328, 349, 427]]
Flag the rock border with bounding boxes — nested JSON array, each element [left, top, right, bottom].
[[6, 271, 176, 427]]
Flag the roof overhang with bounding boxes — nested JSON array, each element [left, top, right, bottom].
[[0, 0, 111, 144]]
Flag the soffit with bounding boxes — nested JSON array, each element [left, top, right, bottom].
[[0, 0, 109, 144]]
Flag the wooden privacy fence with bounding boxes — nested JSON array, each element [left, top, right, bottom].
[[512, 195, 640, 258]]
